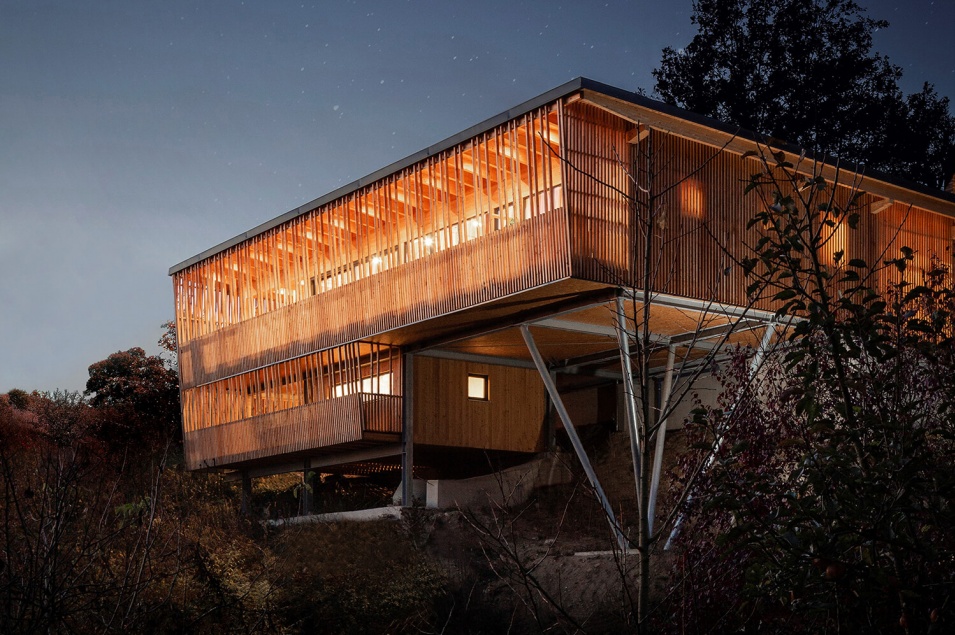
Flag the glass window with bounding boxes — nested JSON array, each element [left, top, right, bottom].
[[467, 374, 489, 400]]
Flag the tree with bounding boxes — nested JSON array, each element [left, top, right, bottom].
[[665, 150, 955, 633], [85, 345, 181, 446], [158, 319, 179, 367], [0, 391, 185, 634], [653, 0, 955, 189]]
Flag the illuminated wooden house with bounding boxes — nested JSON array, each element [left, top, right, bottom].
[[169, 78, 955, 508]]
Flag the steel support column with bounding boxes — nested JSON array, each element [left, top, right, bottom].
[[521, 325, 629, 551], [615, 296, 643, 513], [301, 460, 312, 516], [401, 352, 415, 507], [647, 345, 676, 535], [240, 471, 252, 516], [665, 320, 778, 548]]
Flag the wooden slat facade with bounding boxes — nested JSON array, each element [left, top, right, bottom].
[[179, 211, 571, 389], [171, 82, 955, 471], [561, 100, 955, 305], [564, 101, 634, 284], [174, 107, 564, 376]]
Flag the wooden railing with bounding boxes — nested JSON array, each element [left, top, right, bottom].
[[180, 210, 572, 389], [184, 392, 402, 470], [360, 393, 403, 434]]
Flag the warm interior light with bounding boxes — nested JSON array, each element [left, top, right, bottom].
[[824, 221, 848, 266], [680, 179, 705, 219], [467, 374, 488, 400]]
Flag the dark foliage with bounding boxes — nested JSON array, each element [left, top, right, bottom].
[[653, 0, 955, 189], [85, 347, 181, 447], [665, 152, 955, 633]]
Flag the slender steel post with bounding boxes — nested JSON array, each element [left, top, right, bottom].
[[401, 352, 415, 507], [615, 296, 643, 512], [301, 460, 312, 516], [521, 325, 629, 552], [647, 344, 676, 535], [546, 370, 558, 451], [240, 471, 252, 516]]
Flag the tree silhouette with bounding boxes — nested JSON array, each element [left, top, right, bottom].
[[653, 0, 955, 189], [85, 346, 181, 447]]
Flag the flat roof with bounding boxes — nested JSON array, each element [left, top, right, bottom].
[[169, 77, 955, 275]]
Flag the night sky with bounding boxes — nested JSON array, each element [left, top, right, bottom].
[[2, 0, 953, 393]]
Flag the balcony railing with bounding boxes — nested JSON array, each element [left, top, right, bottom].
[[179, 210, 572, 389], [184, 392, 402, 470], [359, 393, 403, 434]]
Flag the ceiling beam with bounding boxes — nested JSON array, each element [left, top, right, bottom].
[[869, 198, 894, 215], [530, 317, 619, 338], [668, 318, 765, 346], [623, 290, 778, 322]]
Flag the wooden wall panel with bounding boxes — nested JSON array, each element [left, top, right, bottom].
[[562, 102, 633, 284], [413, 356, 547, 453], [872, 203, 955, 285]]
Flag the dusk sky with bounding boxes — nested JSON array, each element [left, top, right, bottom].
[[2, 0, 953, 393]]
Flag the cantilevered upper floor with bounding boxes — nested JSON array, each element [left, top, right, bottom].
[[169, 78, 955, 472]]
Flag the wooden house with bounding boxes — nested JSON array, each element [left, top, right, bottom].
[[168, 78, 955, 508]]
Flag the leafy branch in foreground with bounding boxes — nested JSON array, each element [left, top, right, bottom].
[[666, 152, 955, 634]]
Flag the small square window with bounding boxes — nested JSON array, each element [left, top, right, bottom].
[[467, 374, 488, 400]]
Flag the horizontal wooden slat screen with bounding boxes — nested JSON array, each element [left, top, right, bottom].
[[184, 394, 365, 470], [183, 392, 402, 470], [179, 211, 571, 388]]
